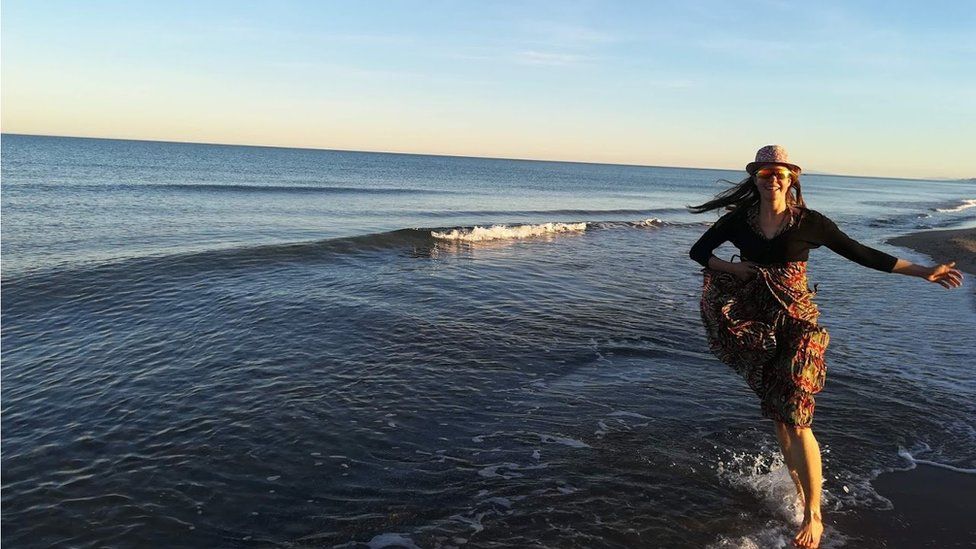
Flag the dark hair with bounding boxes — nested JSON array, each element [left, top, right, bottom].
[[687, 169, 806, 214]]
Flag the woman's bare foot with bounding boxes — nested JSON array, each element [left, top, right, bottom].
[[793, 514, 823, 548]]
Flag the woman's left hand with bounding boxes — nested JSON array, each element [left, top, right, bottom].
[[925, 261, 964, 289]]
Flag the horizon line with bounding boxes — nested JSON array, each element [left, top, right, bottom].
[[2, 132, 967, 183]]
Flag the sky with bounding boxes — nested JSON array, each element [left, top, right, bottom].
[[2, 0, 974, 179]]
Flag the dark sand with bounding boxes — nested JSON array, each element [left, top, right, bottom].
[[887, 227, 976, 275], [832, 464, 976, 548]]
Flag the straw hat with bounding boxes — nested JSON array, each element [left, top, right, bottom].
[[745, 145, 802, 175]]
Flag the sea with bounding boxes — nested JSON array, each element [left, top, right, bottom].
[[2, 134, 975, 548]]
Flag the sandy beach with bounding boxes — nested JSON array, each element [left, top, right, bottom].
[[887, 227, 976, 275], [832, 463, 976, 548]]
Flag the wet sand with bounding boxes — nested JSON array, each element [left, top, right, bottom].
[[887, 227, 976, 275], [832, 464, 976, 548]]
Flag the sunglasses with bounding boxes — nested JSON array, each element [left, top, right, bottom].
[[755, 168, 793, 180]]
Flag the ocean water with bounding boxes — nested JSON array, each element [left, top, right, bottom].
[[2, 134, 975, 548]]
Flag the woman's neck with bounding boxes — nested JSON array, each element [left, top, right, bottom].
[[759, 197, 788, 218]]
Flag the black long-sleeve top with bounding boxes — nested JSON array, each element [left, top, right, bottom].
[[689, 204, 898, 272]]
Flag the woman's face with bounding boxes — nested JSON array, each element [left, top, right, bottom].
[[754, 164, 793, 202]]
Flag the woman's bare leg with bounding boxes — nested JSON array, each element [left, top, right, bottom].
[[774, 421, 805, 506], [786, 426, 823, 548]]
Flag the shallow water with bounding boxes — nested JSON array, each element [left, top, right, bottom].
[[3, 135, 975, 547]]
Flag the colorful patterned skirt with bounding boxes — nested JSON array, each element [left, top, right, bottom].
[[699, 261, 829, 428]]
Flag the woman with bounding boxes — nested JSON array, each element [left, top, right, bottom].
[[687, 145, 963, 548]]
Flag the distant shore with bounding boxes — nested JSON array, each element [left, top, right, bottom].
[[887, 227, 976, 275], [2, 134, 971, 181]]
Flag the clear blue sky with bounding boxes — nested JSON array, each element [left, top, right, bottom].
[[2, 0, 974, 178]]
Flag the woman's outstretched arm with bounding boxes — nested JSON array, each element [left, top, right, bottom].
[[815, 212, 964, 288]]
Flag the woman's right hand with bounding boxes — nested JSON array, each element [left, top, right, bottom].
[[731, 260, 760, 281], [706, 256, 760, 281]]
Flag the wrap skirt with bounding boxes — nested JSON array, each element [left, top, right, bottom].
[[699, 260, 829, 427]]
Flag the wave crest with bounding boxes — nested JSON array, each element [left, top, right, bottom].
[[935, 198, 976, 213], [431, 222, 588, 242]]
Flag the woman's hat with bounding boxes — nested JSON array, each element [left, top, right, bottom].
[[745, 145, 802, 175]]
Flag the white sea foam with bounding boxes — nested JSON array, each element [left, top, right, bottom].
[[712, 449, 849, 548], [707, 525, 794, 549], [897, 444, 976, 474], [716, 450, 803, 524], [431, 222, 587, 242], [587, 218, 665, 230], [708, 525, 849, 549], [633, 217, 664, 227], [935, 198, 976, 213]]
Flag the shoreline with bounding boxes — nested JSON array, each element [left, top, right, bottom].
[[887, 227, 976, 275]]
